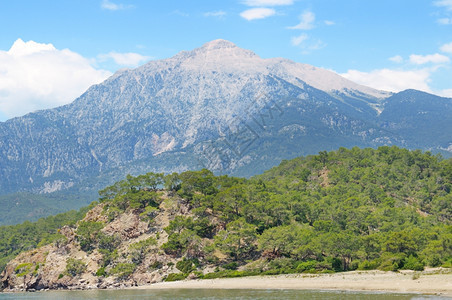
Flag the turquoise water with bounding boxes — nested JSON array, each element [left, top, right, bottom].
[[0, 289, 449, 300]]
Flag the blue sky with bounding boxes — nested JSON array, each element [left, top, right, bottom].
[[0, 0, 451, 121]]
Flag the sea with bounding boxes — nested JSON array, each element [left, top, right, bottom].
[[0, 289, 450, 300]]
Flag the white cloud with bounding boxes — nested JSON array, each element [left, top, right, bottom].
[[434, 0, 452, 10], [288, 11, 315, 30], [0, 39, 111, 120], [101, 0, 133, 11], [291, 34, 308, 46], [305, 40, 326, 52], [341, 68, 432, 93], [440, 42, 452, 53], [409, 53, 450, 64], [242, 0, 293, 6], [389, 55, 403, 63], [171, 10, 189, 17], [98, 51, 151, 67], [324, 20, 335, 26], [240, 8, 275, 20], [292, 37, 326, 54], [439, 89, 452, 97], [437, 17, 452, 24], [204, 11, 227, 18]]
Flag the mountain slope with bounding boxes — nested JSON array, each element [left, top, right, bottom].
[[0, 39, 451, 224], [378, 89, 452, 149]]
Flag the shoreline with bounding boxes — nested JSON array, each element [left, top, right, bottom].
[[135, 270, 452, 297], [2, 269, 451, 297]]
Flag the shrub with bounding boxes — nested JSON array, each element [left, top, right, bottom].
[[201, 270, 261, 279], [222, 262, 238, 270], [99, 249, 118, 268], [65, 258, 86, 277], [15, 263, 32, 277], [129, 237, 157, 264], [95, 267, 107, 277], [140, 206, 159, 222], [165, 272, 188, 281], [331, 257, 342, 272], [296, 260, 316, 273], [403, 255, 424, 271], [378, 253, 405, 271], [176, 258, 198, 273], [109, 263, 136, 280], [358, 260, 379, 270], [149, 261, 162, 270], [442, 258, 452, 268], [98, 234, 121, 252]]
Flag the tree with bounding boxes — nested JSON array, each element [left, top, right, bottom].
[[65, 258, 86, 277], [129, 237, 157, 264], [179, 169, 216, 198], [109, 263, 136, 280], [258, 224, 313, 258], [317, 150, 329, 167], [76, 221, 104, 252], [164, 173, 182, 191], [214, 218, 256, 261], [320, 232, 360, 270], [214, 186, 247, 222]]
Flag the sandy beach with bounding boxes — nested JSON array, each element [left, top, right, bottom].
[[138, 269, 452, 297]]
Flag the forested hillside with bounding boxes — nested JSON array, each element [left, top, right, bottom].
[[1, 146, 451, 291]]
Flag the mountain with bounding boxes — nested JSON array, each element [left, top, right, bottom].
[[0, 39, 451, 224]]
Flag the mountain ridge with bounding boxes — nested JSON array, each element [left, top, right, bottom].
[[0, 39, 451, 224]]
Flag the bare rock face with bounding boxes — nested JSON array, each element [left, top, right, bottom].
[[0, 191, 190, 291], [103, 212, 149, 240], [84, 204, 108, 223]]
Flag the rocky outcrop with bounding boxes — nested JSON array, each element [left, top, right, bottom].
[[0, 192, 194, 291]]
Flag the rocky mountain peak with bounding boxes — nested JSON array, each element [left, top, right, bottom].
[[200, 39, 238, 50], [171, 39, 259, 69], [0, 39, 450, 222]]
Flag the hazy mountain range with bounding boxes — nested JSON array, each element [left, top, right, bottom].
[[1, 39, 451, 224]]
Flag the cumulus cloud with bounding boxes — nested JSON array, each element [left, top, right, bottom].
[[440, 42, 452, 53], [101, 0, 133, 11], [204, 11, 227, 18], [324, 20, 335, 26], [288, 11, 315, 30], [434, 0, 452, 24], [434, 0, 452, 10], [240, 8, 275, 20], [291, 34, 308, 46], [389, 55, 403, 63], [437, 17, 452, 24], [0, 39, 111, 120], [242, 0, 294, 6], [98, 51, 151, 67], [341, 68, 432, 93], [409, 53, 450, 64]]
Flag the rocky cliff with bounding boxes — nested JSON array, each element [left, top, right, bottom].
[[1, 191, 195, 291]]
